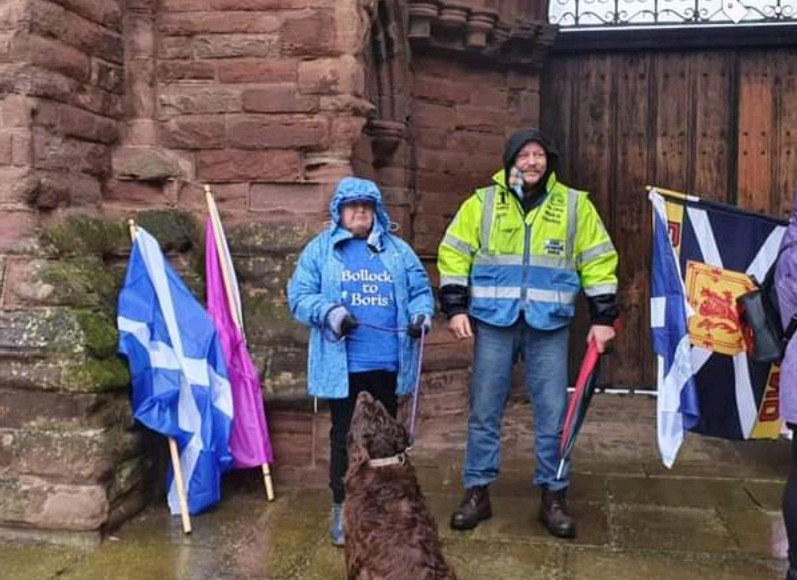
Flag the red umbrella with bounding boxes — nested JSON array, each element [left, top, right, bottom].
[[556, 339, 603, 480]]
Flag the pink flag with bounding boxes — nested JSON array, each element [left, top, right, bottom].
[[205, 217, 274, 467]]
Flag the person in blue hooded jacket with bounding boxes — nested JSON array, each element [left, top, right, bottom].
[[287, 176, 434, 547]]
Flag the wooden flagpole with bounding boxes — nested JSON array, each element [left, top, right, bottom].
[[203, 186, 275, 501], [127, 220, 192, 535]]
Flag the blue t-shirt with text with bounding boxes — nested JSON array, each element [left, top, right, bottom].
[[339, 239, 398, 372]]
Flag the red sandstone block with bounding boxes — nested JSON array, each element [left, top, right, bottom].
[[17, 34, 91, 83], [413, 101, 456, 130], [280, 9, 335, 57], [51, 0, 122, 30], [454, 106, 507, 133], [209, 0, 330, 9], [0, 1, 26, 31], [33, 131, 110, 177], [90, 59, 124, 94], [447, 130, 504, 156], [158, 60, 215, 81], [227, 114, 328, 150], [413, 77, 471, 106], [302, 152, 350, 180], [249, 181, 327, 213], [160, 0, 208, 11], [123, 13, 154, 56], [177, 180, 248, 211], [12, 130, 30, 165], [514, 91, 540, 125], [470, 89, 508, 110], [159, 115, 225, 149], [37, 170, 102, 208], [1, 96, 30, 128], [104, 178, 168, 207], [194, 33, 279, 60], [196, 149, 301, 181], [157, 36, 193, 60], [29, 0, 123, 64], [241, 84, 318, 114], [0, 209, 39, 253], [328, 115, 365, 151], [0, 130, 12, 164], [159, 11, 280, 35], [159, 85, 241, 116], [123, 119, 157, 145], [0, 166, 37, 205], [414, 127, 448, 150], [33, 100, 119, 144], [297, 56, 363, 96], [216, 58, 297, 83]]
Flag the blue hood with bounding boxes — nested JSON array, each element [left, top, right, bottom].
[[329, 177, 392, 248]]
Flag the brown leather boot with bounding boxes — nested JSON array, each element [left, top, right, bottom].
[[539, 488, 576, 538], [450, 485, 492, 530]]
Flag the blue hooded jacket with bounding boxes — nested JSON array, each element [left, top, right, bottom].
[[287, 177, 434, 399]]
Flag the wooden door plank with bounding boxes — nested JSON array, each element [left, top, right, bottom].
[[692, 51, 734, 201]]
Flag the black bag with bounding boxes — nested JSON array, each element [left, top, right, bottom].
[[737, 242, 797, 363]]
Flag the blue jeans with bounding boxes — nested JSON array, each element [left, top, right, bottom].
[[463, 319, 570, 492]]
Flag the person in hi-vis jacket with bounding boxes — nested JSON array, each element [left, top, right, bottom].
[[437, 129, 619, 539]]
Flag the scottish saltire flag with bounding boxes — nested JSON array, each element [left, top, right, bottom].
[[649, 191, 700, 467], [649, 188, 787, 465], [205, 217, 273, 467], [118, 227, 233, 515]]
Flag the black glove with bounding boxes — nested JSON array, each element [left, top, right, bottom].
[[327, 306, 358, 338], [340, 313, 358, 336], [407, 314, 429, 339]]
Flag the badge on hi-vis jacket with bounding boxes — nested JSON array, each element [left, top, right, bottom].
[[544, 239, 565, 256]]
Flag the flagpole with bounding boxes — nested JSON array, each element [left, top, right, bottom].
[[203, 186, 275, 502], [127, 219, 193, 535], [645, 184, 700, 203]]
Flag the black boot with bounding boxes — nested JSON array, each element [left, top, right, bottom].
[[450, 485, 492, 530], [539, 488, 576, 539]]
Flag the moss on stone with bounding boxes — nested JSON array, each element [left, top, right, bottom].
[[225, 222, 315, 255], [135, 210, 198, 253], [39, 258, 121, 314], [61, 358, 130, 393], [41, 216, 128, 259], [74, 311, 118, 359], [243, 295, 306, 345]]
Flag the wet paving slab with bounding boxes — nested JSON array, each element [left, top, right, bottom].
[[0, 396, 792, 579]]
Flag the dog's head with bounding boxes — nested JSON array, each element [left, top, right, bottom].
[[348, 391, 409, 469]]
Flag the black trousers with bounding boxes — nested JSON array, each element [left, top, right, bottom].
[[785, 426, 797, 573], [329, 370, 398, 504]]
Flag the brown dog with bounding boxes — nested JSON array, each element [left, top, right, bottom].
[[343, 391, 457, 580]]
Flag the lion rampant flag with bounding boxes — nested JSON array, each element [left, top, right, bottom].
[[649, 187, 787, 467]]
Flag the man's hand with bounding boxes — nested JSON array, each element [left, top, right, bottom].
[[587, 324, 615, 354], [448, 313, 473, 340]]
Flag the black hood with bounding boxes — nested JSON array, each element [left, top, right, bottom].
[[502, 129, 560, 189]]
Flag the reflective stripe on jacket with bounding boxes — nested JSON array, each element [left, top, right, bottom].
[[438, 170, 618, 330]]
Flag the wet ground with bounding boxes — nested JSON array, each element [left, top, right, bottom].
[[2, 394, 791, 579]]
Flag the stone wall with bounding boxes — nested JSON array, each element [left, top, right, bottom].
[[0, 0, 554, 539]]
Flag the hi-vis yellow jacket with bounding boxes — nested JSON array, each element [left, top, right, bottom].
[[437, 170, 618, 330]]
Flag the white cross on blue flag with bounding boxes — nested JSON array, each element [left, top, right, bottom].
[[118, 226, 233, 515]]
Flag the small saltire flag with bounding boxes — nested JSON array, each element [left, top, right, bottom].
[[649, 190, 700, 467], [118, 226, 233, 515], [648, 188, 787, 467], [205, 217, 273, 468]]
